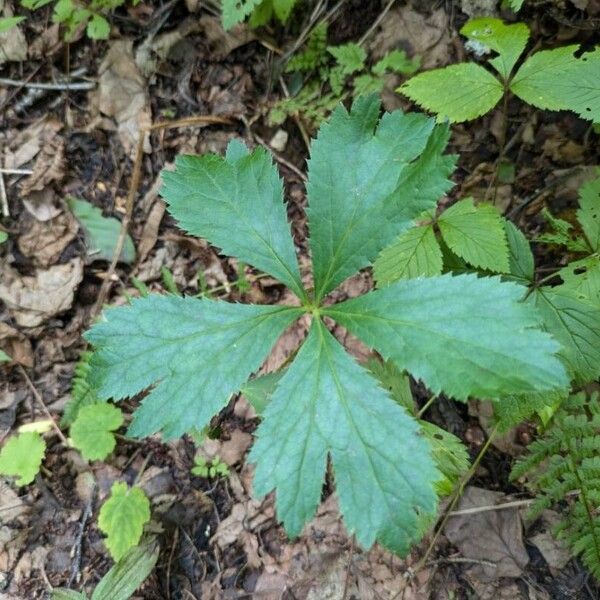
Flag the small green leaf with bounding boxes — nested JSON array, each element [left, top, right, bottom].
[[511, 46, 600, 122], [62, 352, 102, 426], [250, 319, 439, 555], [240, 370, 285, 414], [272, 0, 297, 22], [327, 43, 366, 75], [0, 16, 25, 34], [85, 294, 302, 438], [438, 198, 510, 273], [374, 225, 442, 285], [161, 141, 305, 300], [0, 349, 11, 363], [0, 432, 45, 486], [86, 13, 110, 39], [493, 389, 567, 433], [507, 0, 525, 10], [20, 0, 53, 8], [67, 197, 135, 264], [221, 0, 262, 28], [461, 17, 529, 80], [70, 403, 123, 461], [0, 231, 8, 243], [537, 208, 589, 252], [98, 482, 150, 561], [399, 63, 503, 123], [325, 274, 568, 400], [577, 173, 600, 252], [504, 220, 534, 281], [366, 358, 414, 413], [52, 590, 87, 600], [373, 50, 420, 76], [352, 73, 384, 96], [530, 286, 600, 383], [92, 540, 159, 600]]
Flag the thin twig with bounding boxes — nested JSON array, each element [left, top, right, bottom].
[[448, 498, 533, 516], [0, 168, 33, 175], [0, 77, 95, 91], [358, 0, 396, 46], [67, 495, 94, 587], [91, 115, 233, 317], [253, 133, 307, 181], [18, 366, 68, 445], [0, 171, 8, 218]]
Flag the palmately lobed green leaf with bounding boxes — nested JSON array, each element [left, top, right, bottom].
[[160, 140, 306, 300], [307, 95, 452, 300], [510, 46, 600, 122], [325, 273, 569, 400], [70, 403, 124, 461], [250, 319, 439, 555], [399, 63, 503, 123], [85, 294, 302, 438]]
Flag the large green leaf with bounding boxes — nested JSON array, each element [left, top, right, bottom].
[[577, 174, 600, 252], [161, 141, 306, 300], [250, 319, 438, 554], [307, 96, 452, 300], [438, 198, 510, 273], [399, 63, 504, 123], [461, 17, 529, 80], [85, 294, 302, 438], [325, 274, 568, 400], [529, 286, 600, 383], [374, 225, 442, 285], [511, 46, 600, 122]]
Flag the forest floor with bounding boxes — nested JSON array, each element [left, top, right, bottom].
[[1, 0, 600, 598]]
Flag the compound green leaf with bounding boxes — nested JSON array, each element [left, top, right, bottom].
[[327, 43, 366, 74], [372, 50, 420, 76], [0, 432, 45, 486], [325, 274, 568, 400], [461, 17, 529, 80], [438, 198, 510, 273], [161, 141, 305, 300], [67, 197, 135, 264], [577, 173, 600, 252], [85, 294, 302, 438], [272, 0, 297, 22], [511, 46, 600, 122], [307, 96, 450, 300], [530, 286, 600, 383], [374, 225, 442, 285], [399, 63, 503, 123], [250, 319, 438, 555], [222, 0, 262, 28], [504, 220, 534, 281], [70, 403, 124, 461], [98, 482, 150, 561], [493, 389, 568, 433], [558, 257, 600, 306]]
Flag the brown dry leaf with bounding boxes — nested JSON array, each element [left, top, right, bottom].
[[19, 134, 65, 196], [369, 6, 452, 69], [199, 15, 256, 59], [3, 118, 63, 170], [22, 189, 62, 222], [0, 259, 83, 327], [444, 486, 529, 581], [530, 532, 571, 571], [17, 210, 78, 267], [28, 23, 60, 59], [199, 429, 253, 467], [94, 39, 151, 157], [0, 322, 33, 367], [138, 199, 165, 261], [0, 1, 27, 64]]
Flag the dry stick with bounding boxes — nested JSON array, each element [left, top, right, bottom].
[[0, 168, 33, 175], [253, 133, 307, 182], [0, 77, 95, 91], [448, 498, 533, 516], [415, 425, 499, 573], [17, 365, 68, 445], [358, 0, 396, 46], [67, 496, 94, 587], [90, 114, 233, 318], [0, 171, 8, 218]]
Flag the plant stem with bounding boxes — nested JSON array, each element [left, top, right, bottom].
[[417, 394, 437, 419]]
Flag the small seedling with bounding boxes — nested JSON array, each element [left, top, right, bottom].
[[192, 455, 230, 479]]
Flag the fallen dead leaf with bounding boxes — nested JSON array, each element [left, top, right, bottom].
[[17, 210, 79, 267], [0, 322, 33, 367], [93, 39, 151, 157], [0, 0, 27, 65], [444, 486, 529, 581], [0, 259, 83, 327], [200, 429, 253, 467], [3, 118, 63, 170], [19, 134, 65, 196], [529, 510, 572, 571], [199, 15, 256, 59], [138, 199, 165, 261], [22, 189, 63, 222]]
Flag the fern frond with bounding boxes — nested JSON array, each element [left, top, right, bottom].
[[62, 351, 102, 426], [511, 392, 600, 579]]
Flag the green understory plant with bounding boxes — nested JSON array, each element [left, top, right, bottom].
[[192, 455, 230, 478], [84, 95, 570, 554], [400, 17, 600, 124], [511, 392, 600, 579], [271, 23, 419, 129], [221, 0, 299, 29]]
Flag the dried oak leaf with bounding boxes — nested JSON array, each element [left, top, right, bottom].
[[19, 135, 65, 196], [0, 259, 83, 327], [0, 322, 33, 367]]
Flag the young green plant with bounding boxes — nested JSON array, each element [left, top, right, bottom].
[[85, 96, 568, 555]]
